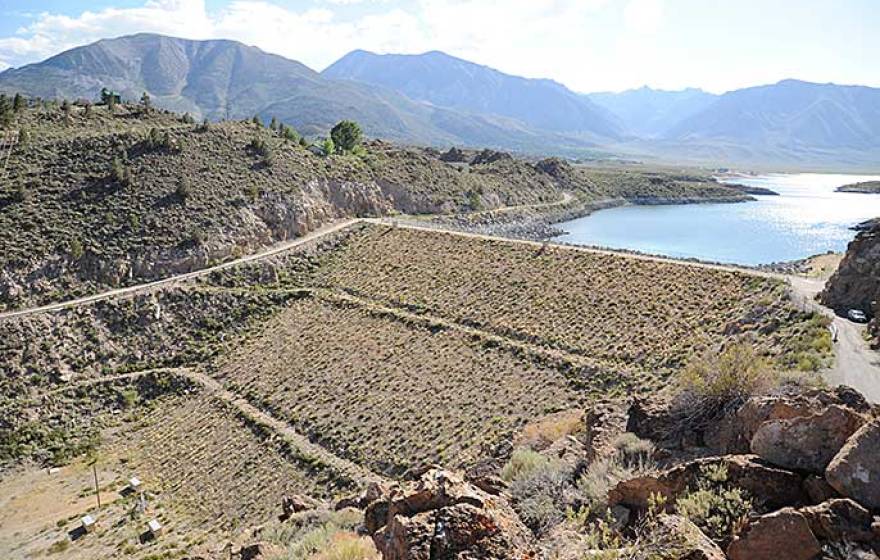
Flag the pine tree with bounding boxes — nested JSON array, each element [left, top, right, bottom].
[[330, 120, 363, 154], [12, 93, 25, 112], [269, 116, 279, 131], [252, 115, 262, 127]]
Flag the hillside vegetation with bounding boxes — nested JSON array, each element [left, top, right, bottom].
[[0, 99, 750, 311]]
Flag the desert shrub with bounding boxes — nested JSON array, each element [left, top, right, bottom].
[[677, 342, 776, 400], [674, 464, 752, 543], [69, 238, 85, 259], [282, 125, 300, 142], [518, 410, 583, 450], [12, 184, 28, 203], [269, 116, 279, 131], [322, 138, 336, 157], [500, 447, 548, 482], [577, 457, 636, 515], [508, 459, 572, 534], [264, 508, 374, 560], [119, 388, 140, 409], [140, 92, 152, 114], [611, 433, 655, 469], [176, 177, 191, 201]]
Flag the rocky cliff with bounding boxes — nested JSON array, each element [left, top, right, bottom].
[[821, 220, 880, 345]]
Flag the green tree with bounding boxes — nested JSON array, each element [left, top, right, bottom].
[[181, 112, 195, 124], [269, 116, 279, 131], [69, 238, 84, 260], [322, 137, 335, 157], [281, 124, 299, 142], [252, 115, 262, 127], [298, 136, 309, 148], [12, 93, 25, 112], [330, 120, 363, 154]]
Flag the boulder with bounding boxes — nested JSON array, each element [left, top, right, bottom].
[[826, 418, 880, 509], [654, 514, 726, 560], [238, 542, 283, 560], [799, 498, 875, 542], [279, 494, 320, 520], [726, 509, 821, 560], [609, 455, 806, 513], [706, 394, 822, 454], [750, 405, 864, 473], [366, 469, 534, 560]]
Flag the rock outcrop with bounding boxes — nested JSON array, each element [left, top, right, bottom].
[[821, 219, 880, 345], [826, 419, 880, 509], [365, 468, 535, 560], [749, 404, 865, 473], [726, 508, 821, 560]]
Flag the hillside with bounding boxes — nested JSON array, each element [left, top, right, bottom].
[[323, 49, 622, 140], [588, 86, 717, 137], [0, 33, 607, 154], [0, 219, 835, 558], [0, 99, 754, 312]]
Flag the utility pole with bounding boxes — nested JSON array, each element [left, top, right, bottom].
[[92, 461, 101, 508]]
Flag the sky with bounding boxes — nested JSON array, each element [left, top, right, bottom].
[[0, 0, 877, 94]]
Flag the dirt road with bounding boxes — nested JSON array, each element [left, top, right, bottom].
[[787, 276, 880, 402]]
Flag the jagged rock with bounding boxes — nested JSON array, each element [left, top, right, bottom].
[[706, 394, 822, 454], [654, 514, 726, 560], [750, 405, 865, 473], [609, 455, 806, 513], [279, 494, 320, 520], [533, 158, 573, 181], [366, 469, 534, 560], [799, 498, 875, 542], [439, 147, 468, 163], [336, 481, 397, 511], [585, 401, 628, 461], [820, 220, 880, 328], [826, 418, 880, 509], [726, 509, 821, 560], [471, 149, 513, 166]]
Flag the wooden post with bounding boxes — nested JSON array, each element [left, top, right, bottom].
[[92, 463, 101, 508]]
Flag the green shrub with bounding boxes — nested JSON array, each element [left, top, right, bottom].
[[677, 342, 776, 401], [500, 447, 548, 482], [508, 459, 572, 534], [674, 464, 752, 543]]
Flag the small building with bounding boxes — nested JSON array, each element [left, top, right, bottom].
[[147, 518, 164, 538], [81, 515, 96, 533], [128, 477, 142, 493]]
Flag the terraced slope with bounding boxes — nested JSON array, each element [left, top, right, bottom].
[[312, 225, 821, 372], [213, 293, 594, 475]]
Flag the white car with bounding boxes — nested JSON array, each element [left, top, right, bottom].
[[847, 309, 868, 323]]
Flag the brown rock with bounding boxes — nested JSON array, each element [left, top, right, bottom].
[[826, 418, 880, 509], [238, 542, 283, 560], [655, 514, 726, 560], [799, 498, 875, 542], [366, 469, 534, 560], [707, 395, 821, 454], [726, 509, 821, 560], [609, 455, 806, 513], [280, 494, 320, 520], [750, 405, 864, 473]]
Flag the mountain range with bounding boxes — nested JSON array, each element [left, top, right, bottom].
[[1, 33, 879, 169]]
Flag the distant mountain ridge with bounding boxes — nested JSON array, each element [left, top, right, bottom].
[[323, 49, 623, 140], [1, 34, 879, 169], [0, 34, 609, 153], [587, 86, 717, 137]]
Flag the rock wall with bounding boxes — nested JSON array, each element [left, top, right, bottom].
[[821, 222, 880, 344]]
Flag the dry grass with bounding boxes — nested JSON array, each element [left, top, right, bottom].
[[314, 225, 814, 372], [105, 392, 356, 532], [213, 294, 588, 475]]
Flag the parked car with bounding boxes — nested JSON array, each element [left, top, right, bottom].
[[847, 309, 868, 323]]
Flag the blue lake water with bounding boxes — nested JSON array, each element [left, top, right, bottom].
[[552, 173, 880, 266]]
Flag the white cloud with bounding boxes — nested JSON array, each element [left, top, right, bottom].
[[624, 0, 664, 34]]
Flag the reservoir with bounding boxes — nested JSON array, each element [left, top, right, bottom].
[[552, 173, 880, 266]]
